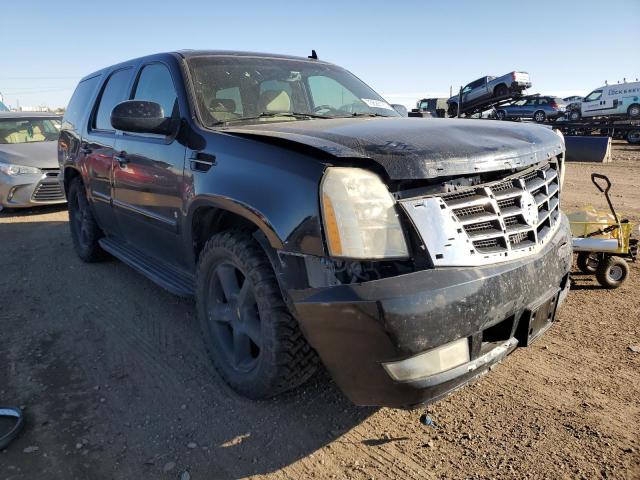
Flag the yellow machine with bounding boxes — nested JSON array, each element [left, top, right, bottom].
[[569, 174, 637, 288]]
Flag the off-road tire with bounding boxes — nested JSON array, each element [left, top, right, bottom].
[[533, 110, 546, 123], [595, 256, 629, 289], [628, 103, 640, 119], [494, 84, 508, 98], [67, 176, 106, 262], [577, 252, 599, 274], [196, 230, 318, 399]]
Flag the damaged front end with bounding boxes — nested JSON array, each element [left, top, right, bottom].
[[279, 152, 572, 408]]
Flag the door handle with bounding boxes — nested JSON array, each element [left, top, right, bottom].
[[189, 151, 216, 172], [114, 151, 129, 167]]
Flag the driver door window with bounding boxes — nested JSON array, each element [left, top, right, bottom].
[[308, 75, 361, 113], [584, 90, 603, 102], [133, 63, 178, 118]]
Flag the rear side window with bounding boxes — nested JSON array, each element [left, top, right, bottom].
[[63, 76, 100, 131], [93, 68, 133, 131], [133, 63, 178, 117], [538, 98, 549, 105]]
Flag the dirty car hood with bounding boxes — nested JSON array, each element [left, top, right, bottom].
[[0, 141, 58, 169], [222, 117, 564, 180]]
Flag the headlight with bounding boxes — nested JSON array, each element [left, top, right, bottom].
[[320, 167, 409, 259], [0, 161, 41, 176]]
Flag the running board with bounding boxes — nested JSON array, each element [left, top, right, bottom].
[[99, 237, 195, 297]]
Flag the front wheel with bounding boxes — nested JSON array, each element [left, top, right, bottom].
[[196, 230, 317, 399], [496, 110, 506, 120], [533, 110, 546, 123], [595, 256, 629, 289], [627, 130, 640, 145]]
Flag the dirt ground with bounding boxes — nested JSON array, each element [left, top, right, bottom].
[[1, 141, 639, 480]]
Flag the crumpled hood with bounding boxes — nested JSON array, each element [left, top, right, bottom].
[[223, 117, 564, 180], [0, 141, 58, 169]]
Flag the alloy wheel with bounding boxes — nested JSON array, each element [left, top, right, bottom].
[[608, 265, 624, 282], [206, 262, 261, 372], [72, 193, 91, 247]]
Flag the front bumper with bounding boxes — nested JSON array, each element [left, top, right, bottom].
[[290, 215, 572, 407], [0, 172, 66, 209]]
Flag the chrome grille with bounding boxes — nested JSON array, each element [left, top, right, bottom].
[[32, 182, 65, 202], [442, 160, 561, 254], [400, 155, 565, 267]]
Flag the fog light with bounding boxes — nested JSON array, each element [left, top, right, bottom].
[[7, 187, 17, 201], [383, 338, 470, 381]]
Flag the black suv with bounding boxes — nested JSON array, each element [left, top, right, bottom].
[[59, 51, 572, 407]]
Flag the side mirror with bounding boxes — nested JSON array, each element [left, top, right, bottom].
[[391, 104, 408, 117], [110, 100, 175, 135]]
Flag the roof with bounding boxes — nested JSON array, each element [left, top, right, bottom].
[[175, 49, 330, 63], [79, 50, 333, 82], [0, 112, 62, 119]]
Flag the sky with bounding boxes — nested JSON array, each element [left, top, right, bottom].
[[1, 0, 639, 109]]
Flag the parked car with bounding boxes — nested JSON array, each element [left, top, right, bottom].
[[447, 71, 531, 116], [496, 95, 567, 122], [59, 51, 571, 408], [415, 97, 448, 117], [573, 81, 640, 120], [563, 96, 584, 121], [0, 112, 65, 210]]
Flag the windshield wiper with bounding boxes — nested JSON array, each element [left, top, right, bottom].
[[212, 111, 331, 126], [348, 112, 391, 118]]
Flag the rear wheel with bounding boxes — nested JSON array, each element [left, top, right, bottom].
[[627, 130, 640, 145], [533, 110, 546, 123], [448, 103, 458, 117], [577, 252, 599, 274], [196, 230, 317, 399], [494, 84, 508, 98], [67, 176, 106, 262], [595, 256, 629, 289], [628, 103, 640, 118]]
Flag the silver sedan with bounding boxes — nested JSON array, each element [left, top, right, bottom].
[[0, 113, 65, 210]]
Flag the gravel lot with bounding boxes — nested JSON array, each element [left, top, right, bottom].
[[1, 141, 639, 480]]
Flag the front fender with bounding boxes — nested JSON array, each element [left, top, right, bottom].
[[186, 194, 285, 250], [183, 131, 328, 258]]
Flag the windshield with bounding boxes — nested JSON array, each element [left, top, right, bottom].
[[0, 118, 61, 144], [187, 56, 399, 126]]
